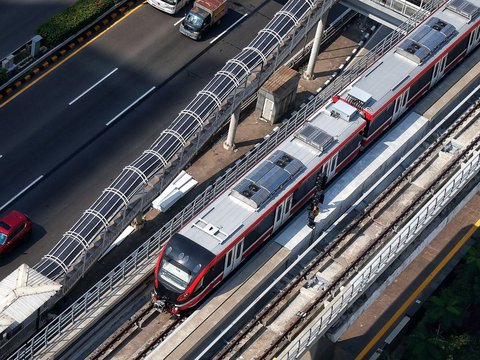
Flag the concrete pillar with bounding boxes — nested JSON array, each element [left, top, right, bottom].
[[31, 35, 43, 57], [223, 107, 241, 150], [132, 213, 144, 230], [304, 12, 328, 80]]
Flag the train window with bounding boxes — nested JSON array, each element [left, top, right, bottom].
[[226, 251, 233, 268], [159, 259, 192, 291], [193, 264, 202, 273], [177, 253, 189, 264]]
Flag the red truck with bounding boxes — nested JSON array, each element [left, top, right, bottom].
[[180, 0, 228, 40]]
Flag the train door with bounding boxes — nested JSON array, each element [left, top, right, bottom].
[[467, 27, 480, 54], [392, 89, 409, 122], [431, 55, 447, 87], [224, 238, 244, 277], [273, 194, 293, 232], [322, 154, 338, 180]]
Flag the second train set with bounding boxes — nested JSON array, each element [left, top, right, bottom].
[[152, 0, 480, 314]]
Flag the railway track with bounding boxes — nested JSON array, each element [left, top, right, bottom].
[[88, 305, 183, 360], [213, 99, 480, 359], [85, 97, 479, 360]]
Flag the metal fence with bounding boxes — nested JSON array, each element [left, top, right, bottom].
[[372, 0, 429, 18], [7, 0, 447, 358], [278, 142, 480, 360]]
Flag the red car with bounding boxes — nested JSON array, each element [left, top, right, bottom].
[[0, 211, 32, 254]]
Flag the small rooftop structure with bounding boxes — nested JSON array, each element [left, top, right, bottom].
[[0, 264, 61, 335], [231, 150, 305, 209], [329, 101, 359, 122], [257, 66, 301, 124]]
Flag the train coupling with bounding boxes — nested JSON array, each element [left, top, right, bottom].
[[151, 293, 165, 312]]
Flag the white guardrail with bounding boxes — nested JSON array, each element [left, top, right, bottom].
[[278, 141, 480, 360]]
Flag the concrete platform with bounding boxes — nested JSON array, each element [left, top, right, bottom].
[[315, 111, 430, 235]]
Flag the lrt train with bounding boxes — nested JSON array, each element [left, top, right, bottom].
[[152, 0, 480, 314]]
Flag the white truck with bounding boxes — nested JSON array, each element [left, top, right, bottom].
[[147, 0, 190, 15], [180, 0, 228, 40]]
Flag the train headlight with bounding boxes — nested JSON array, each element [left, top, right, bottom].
[[170, 306, 180, 315]]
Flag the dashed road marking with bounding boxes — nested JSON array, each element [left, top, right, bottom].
[[106, 86, 156, 126], [69, 67, 118, 105], [0, 175, 44, 211]]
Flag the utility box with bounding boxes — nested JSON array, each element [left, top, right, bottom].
[[256, 66, 300, 124]]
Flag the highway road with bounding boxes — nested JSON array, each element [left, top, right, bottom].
[[0, 0, 288, 278], [0, 0, 76, 57]]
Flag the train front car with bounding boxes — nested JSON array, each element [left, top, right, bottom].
[[152, 233, 215, 314], [151, 0, 480, 315]]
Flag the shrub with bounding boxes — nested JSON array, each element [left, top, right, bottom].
[[37, 0, 116, 48]]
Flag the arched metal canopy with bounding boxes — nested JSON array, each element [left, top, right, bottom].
[[35, 0, 327, 280]]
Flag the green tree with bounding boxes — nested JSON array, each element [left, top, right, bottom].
[[425, 288, 463, 331], [453, 245, 480, 306], [465, 246, 480, 275], [444, 334, 480, 360], [403, 323, 447, 360]]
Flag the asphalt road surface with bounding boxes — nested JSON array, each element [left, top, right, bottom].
[[0, 0, 289, 277]]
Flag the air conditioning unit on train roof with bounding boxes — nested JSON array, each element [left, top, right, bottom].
[[446, 0, 479, 21], [329, 100, 358, 122], [345, 87, 372, 108], [396, 16, 457, 64]]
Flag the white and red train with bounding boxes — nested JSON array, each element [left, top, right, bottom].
[[152, 0, 480, 314]]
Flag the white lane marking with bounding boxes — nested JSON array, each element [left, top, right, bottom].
[[106, 86, 156, 126], [0, 175, 43, 211], [210, 13, 248, 44], [174, 17, 185, 26], [69, 68, 119, 105]]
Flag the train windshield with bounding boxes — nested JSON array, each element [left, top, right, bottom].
[[159, 258, 191, 291]]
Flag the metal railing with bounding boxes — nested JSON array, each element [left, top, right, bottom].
[[7, 1, 447, 358], [277, 143, 480, 360], [0, 0, 137, 93], [372, 0, 428, 18]]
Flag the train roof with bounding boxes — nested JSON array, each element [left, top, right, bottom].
[[341, 0, 479, 116], [179, 102, 365, 255], [177, 0, 479, 256]]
